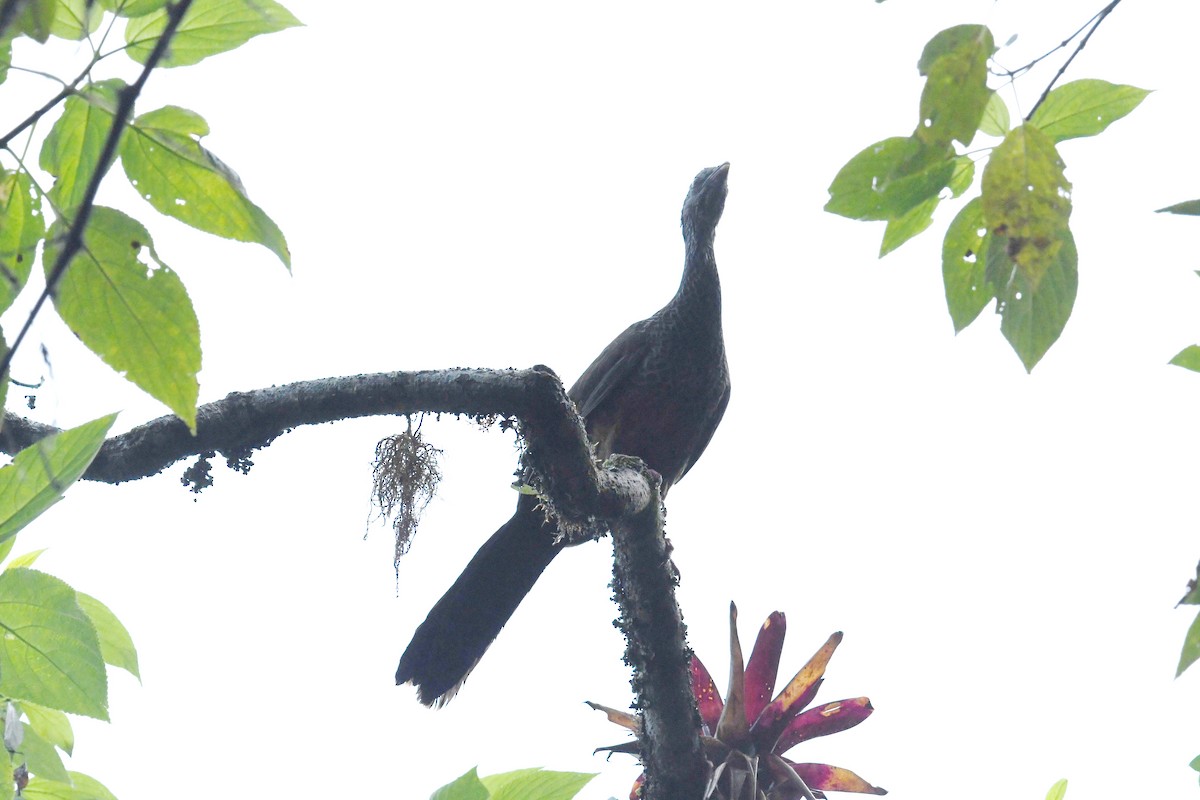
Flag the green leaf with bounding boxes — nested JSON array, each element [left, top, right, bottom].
[[17, 723, 69, 783], [1030, 80, 1150, 143], [21, 702, 73, 756], [124, 0, 301, 68], [980, 123, 1072, 288], [1045, 778, 1068, 800], [122, 105, 290, 267], [979, 92, 1010, 137], [1170, 345, 1200, 372], [430, 768, 489, 800], [1179, 609, 1200, 677], [0, 568, 107, 719], [942, 197, 994, 332], [1157, 199, 1200, 216], [76, 593, 139, 680], [483, 768, 597, 800], [6, 548, 46, 569], [0, 171, 45, 315], [916, 25, 995, 148], [0, 36, 12, 86], [99, 0, 168, 16], [0, 415, 116, 544], [826, 136, 956, 221], [1190, 754, 1200, 777], [38, 80, 124, 218], [948, 155, 975, 198], [0, 749, 11, 800], [0, 537, 15, 565], [880, 196, 937, 256], [23, 773, 119, 800], [987, 228, 1078, 372], [49, 0, 102, 40], [8, 0, 57, 42], [44, 207, 200, 430]]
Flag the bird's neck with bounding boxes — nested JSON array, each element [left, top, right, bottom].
[[670, 233, 722, 326]]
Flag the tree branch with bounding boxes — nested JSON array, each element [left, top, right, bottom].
[[2, 364, 707, 794], [611, 466, 709, 800]]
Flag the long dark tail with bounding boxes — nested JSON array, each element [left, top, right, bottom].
[[396, 493, 562, 706]]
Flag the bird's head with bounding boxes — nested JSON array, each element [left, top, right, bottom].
[[681, 162, 730, 241]]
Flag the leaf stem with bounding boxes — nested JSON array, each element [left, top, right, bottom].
[[1025, 0, 1123, 122]]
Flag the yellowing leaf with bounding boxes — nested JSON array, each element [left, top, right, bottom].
[[981, 124, 1072, 288]]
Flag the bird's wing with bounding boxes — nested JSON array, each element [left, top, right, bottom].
[[569, 320, 653, 419], [675, 379, 731, 483]]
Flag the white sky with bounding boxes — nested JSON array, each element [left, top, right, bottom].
[[2, 1, 1199, 799]]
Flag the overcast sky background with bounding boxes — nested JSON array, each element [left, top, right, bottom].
[[0, 2, 1198, 799]]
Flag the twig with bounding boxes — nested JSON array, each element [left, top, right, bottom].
[[0, 0, 196, 383], [1025, 0, 1123, 121]]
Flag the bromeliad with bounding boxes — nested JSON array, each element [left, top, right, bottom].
[[591, 603, 886, 800]]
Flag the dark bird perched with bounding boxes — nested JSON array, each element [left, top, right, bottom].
[[397, 163, 732, 706]]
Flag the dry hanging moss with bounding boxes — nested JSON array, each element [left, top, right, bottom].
[[369, 416, 443, 570]]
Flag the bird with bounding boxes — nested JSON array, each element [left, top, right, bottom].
[[397, 163, 732, 706]]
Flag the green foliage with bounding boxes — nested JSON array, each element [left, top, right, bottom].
[[1045, 778, 1068, 800], [1029, 79, 1150, 143], [19, 723, 69, 783], [942, 197, 992, 332], [981, 125, 1072, 289], [0, 1, 297, 795], [1191, 755, 1200, 785], [431, 768, 596, 800], [23, 772, 119, 800], [44, 208, 201, 430], [1157, 199, 1200, 216], [826, 136, 955, 221], [1178, 609, 1200, 677], [0, 568, 107, 719], [1170, 345, 1200, 372], [916, 25, 994, 149], [124, 0, 301, 68], [0, 415, 115, 544], [22, 702, 74, 756], [986, 229, 1078, 372], [0, 171, 44, 314], [122, 105, 291, 266], [76, 593, 140, 680], [39, 80, 124, 218], [826, 19, 1146, 371]]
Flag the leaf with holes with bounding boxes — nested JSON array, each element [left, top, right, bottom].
[[44, 208, 200, 430], [916, 25, 995, 148], [124, 0, 301, 67], [987, 229, 1078, 372], [826, 136, 956, 221], [76, 593, 139, 680], [0, 171, 44, 314], [0, 568, 106, 719], [38, 80, 123, 218], [981, 124, 1072, 289], [0, 415, 115, 544], [121, 105, 290, 267], [1030, 79, 1149, 143], [942, 197, 994, 332]]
